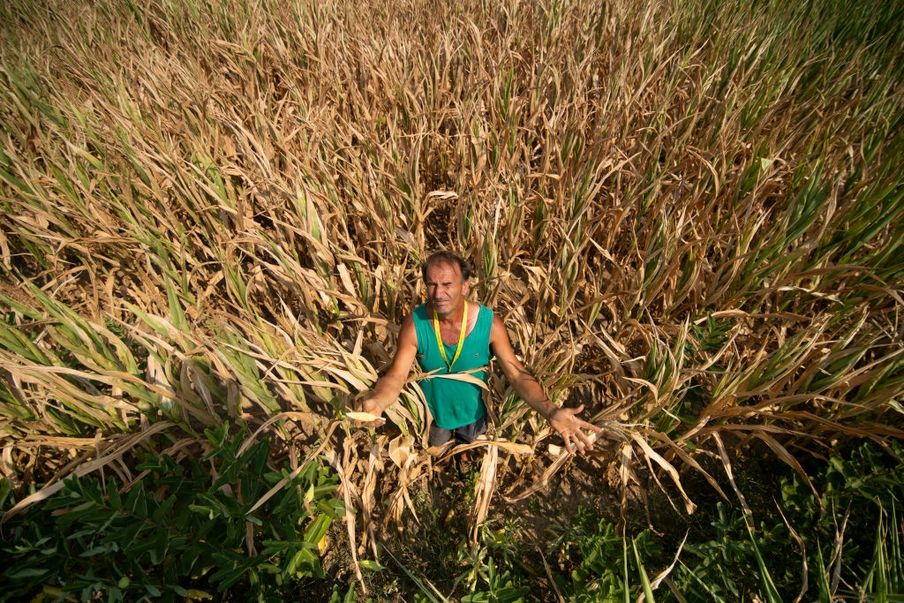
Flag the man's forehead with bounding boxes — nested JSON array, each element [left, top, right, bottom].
[[425, 260, 462, 280]]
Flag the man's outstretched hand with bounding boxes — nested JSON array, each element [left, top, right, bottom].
[[547, 404, 602, 454]]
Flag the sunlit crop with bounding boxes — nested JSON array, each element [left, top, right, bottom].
[[1, 0, 901, 598]]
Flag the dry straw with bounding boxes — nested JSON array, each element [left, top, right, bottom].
[[0, 0, 902, 591]]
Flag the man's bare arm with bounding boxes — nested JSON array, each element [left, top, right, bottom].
[[490, 315, 601, 453], [359, 315, 418, 424]]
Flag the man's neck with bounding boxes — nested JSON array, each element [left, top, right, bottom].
[[432, 301, 466, 325]]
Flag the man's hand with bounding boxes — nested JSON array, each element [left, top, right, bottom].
[[547, 404, 602, 454], [357, 396, 386, 427]]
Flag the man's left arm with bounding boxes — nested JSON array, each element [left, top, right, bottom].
[[490, 316, 602, 454]]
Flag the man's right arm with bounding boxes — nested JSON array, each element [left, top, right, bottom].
[[359, 315, 418, 424]]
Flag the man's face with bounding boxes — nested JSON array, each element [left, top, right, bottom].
[[425, 261, 469, 317]]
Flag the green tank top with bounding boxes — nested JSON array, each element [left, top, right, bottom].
[[412, 303, 493, 429]]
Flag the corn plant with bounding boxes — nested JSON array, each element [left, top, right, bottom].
[[0, 0, 902, 596]]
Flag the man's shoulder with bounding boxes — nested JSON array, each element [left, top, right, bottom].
[[410, 304, 429, 321]]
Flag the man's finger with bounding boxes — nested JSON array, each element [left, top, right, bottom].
[[355, 417, 385, 428], [563, 435, 574, 453], [581, 419, 604, 433], [575, 429, 595, 451]]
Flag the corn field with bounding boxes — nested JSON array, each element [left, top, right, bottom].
[[1, 0, 902, 598]]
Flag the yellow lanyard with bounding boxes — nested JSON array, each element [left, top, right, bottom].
[[433, 300, 468, 371]]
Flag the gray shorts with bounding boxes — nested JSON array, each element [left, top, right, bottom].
[[429, 415, 488, 447]]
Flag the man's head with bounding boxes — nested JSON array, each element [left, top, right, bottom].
[[422, 251, 472, 317]]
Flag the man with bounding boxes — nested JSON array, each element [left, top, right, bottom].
[[360, 251, 601, 454]]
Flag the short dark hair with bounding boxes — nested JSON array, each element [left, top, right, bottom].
[[422, 251, 472, 282]]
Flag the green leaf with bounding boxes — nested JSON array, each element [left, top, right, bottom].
[[359, 559, 385, 572], [6, 568, 49, 579]]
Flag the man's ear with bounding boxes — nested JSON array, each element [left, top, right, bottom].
[[462, 279, 471, 296]]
